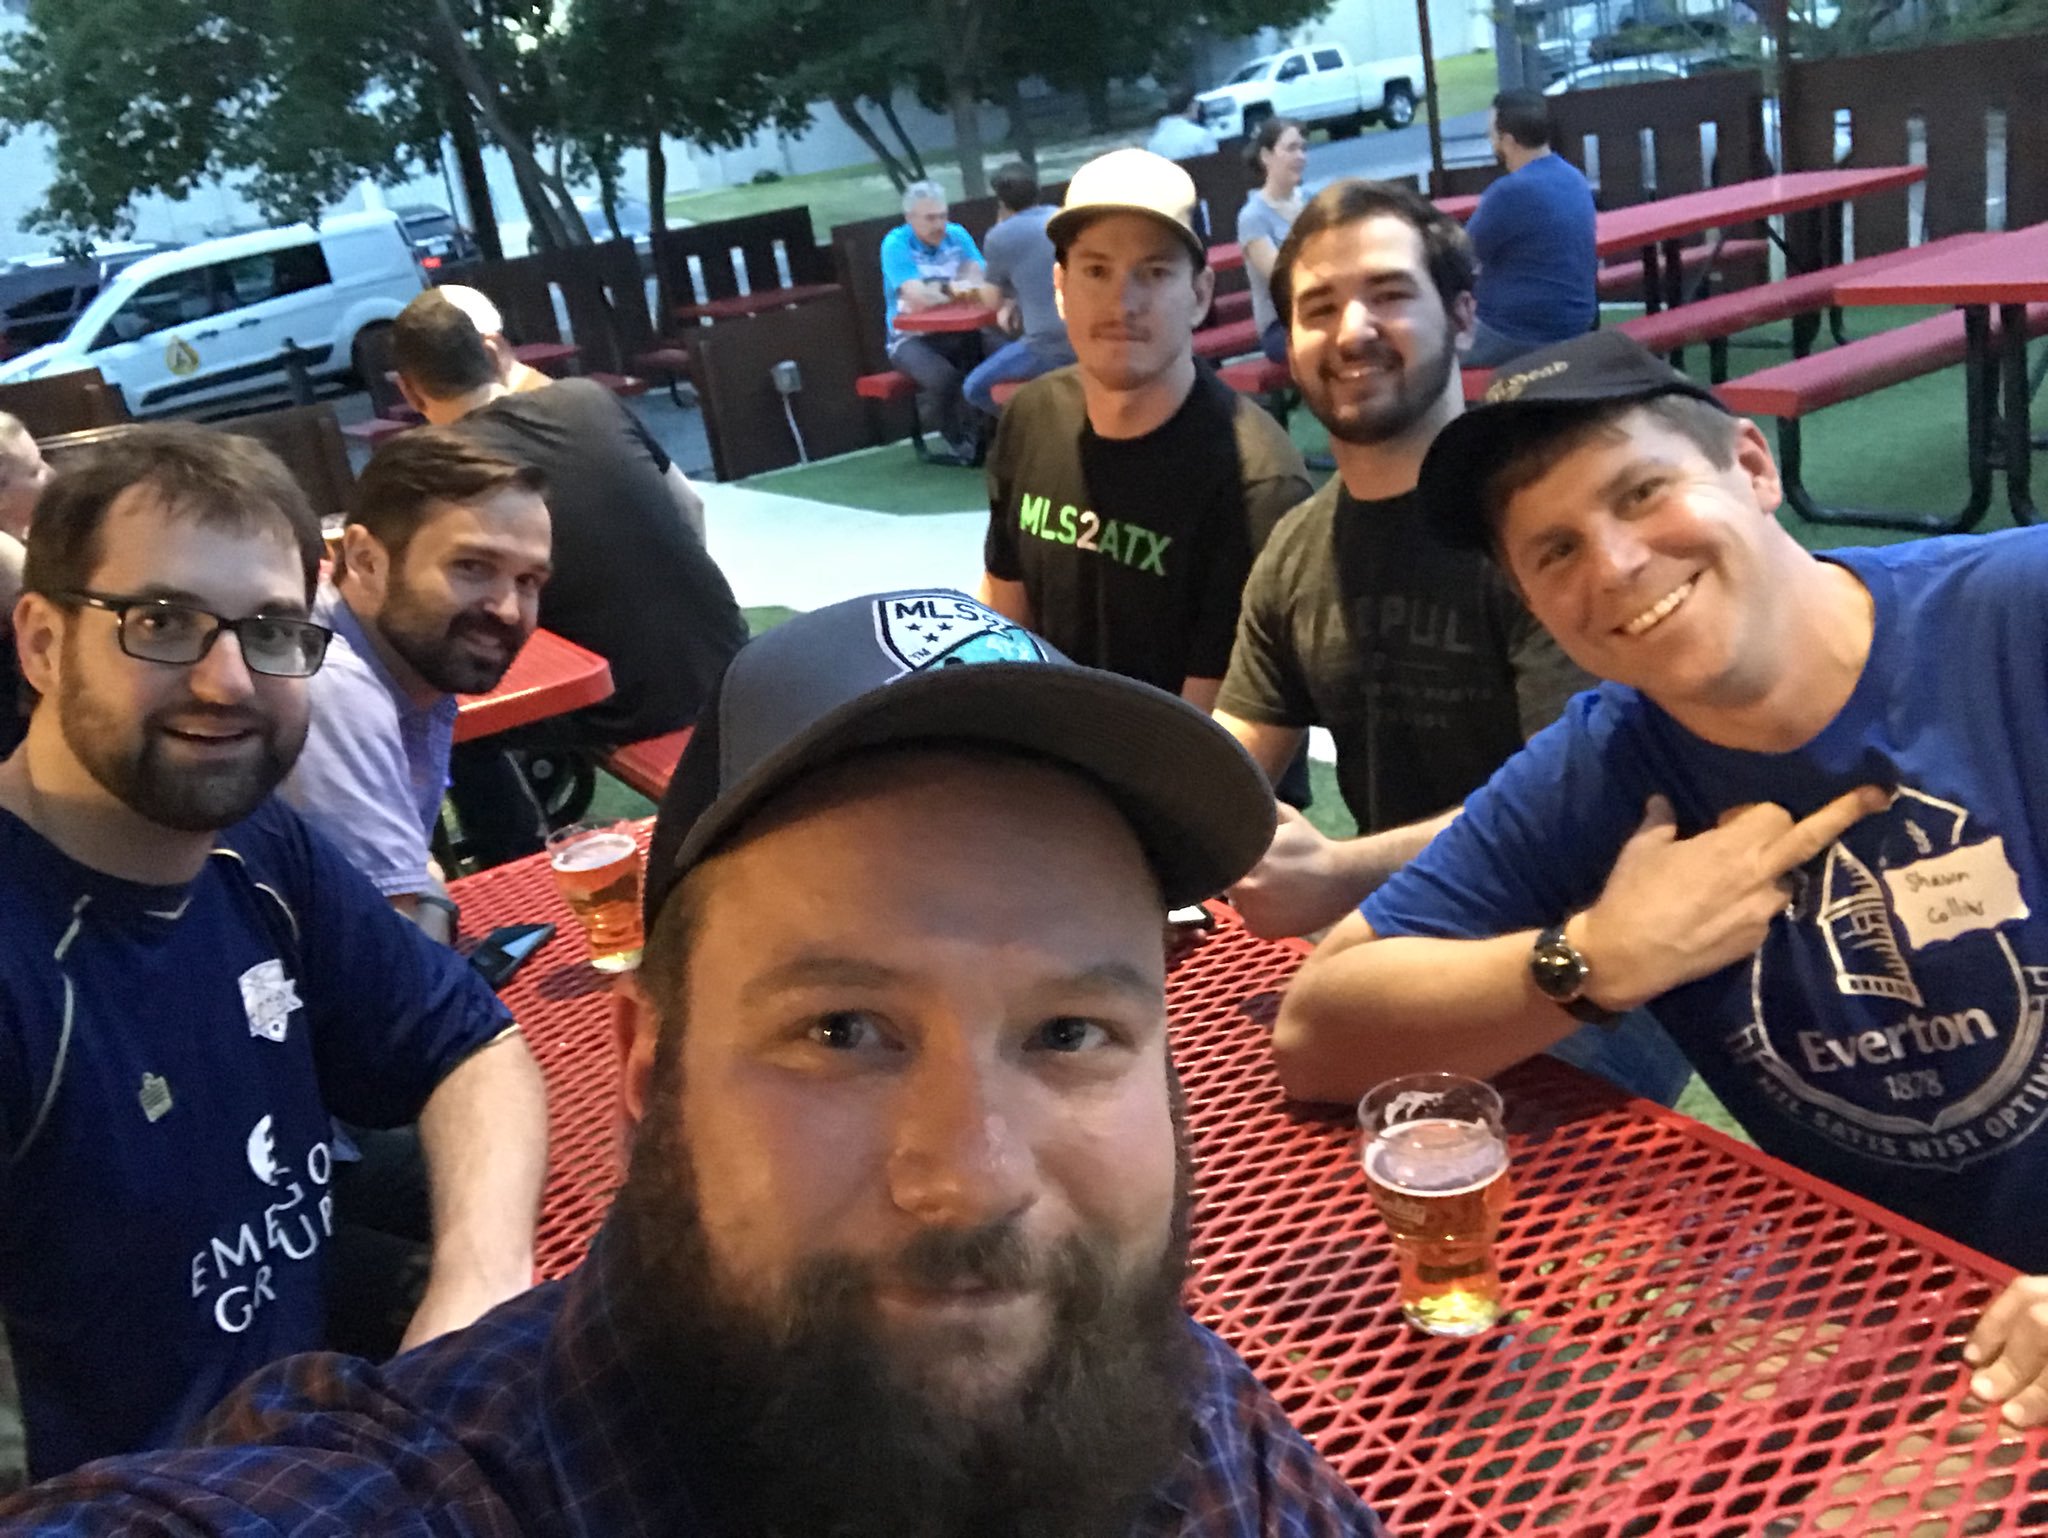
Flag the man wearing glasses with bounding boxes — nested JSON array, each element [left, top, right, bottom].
[[0, 426, 546, 1481]]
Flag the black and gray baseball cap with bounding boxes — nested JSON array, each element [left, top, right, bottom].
[[1423, 329, 1731, 554], [642, 590, 1276, 924]]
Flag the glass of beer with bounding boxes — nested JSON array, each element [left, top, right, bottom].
[[546, 823, 644, 972], [1360, 1072, 1512, 1337], [319, 514, 347, 571]]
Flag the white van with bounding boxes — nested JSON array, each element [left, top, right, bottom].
[[0, 211, 423, 415]]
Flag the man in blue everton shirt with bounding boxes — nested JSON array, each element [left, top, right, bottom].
[[0, 426, 547, 1479], [1274, 330, 2048, 1431], [0, 592, 1385, 1535]]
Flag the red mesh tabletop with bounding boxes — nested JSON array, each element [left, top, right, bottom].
[[455, 847, 2044, 1533], [453, 628, 614, 744], [449, 821, 651, 1279], [892, 301, 999, 334]]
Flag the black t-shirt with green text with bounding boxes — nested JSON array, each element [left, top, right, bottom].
[[983, 366, 1310, 693], [1217, 480, 1591, 833]]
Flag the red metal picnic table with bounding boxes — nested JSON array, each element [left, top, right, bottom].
[[1834, 219, 2048, 527], [452, 628, 613, 744], [1209, 242, 1244, 272], [451, 833, 2043, 1534], [892, 300, 999, 334], [510, 341, 581, 376], [1595, 165, 1928, 313]]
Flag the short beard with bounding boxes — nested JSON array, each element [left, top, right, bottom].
[[1310, 322, 1458, 447], [604, 1042, 1201, 1538], [376, 571, 525, 697], [58, 653, 300, 834]]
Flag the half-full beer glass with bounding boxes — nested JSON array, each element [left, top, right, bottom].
[[547, 823, 644, 972], [1360, 1072, 1511, 1336]]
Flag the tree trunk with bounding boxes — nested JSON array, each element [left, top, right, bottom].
[[874, 97, 929, 181], [1001, 77, 1036, 171], [444, 82, 501, 263], [1080, 73, 1112, 134], [834, 95, 917, 189], [947, 73, 987, 198], [647, 131, 672, 322], [425, 0, 585, 247]]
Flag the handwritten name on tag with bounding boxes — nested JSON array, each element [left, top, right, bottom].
[[1880, 836, 2031, 950]]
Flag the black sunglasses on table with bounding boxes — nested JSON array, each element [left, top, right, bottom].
[[53, 590, 333, 679]]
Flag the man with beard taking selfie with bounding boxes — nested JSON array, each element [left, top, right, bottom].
[[282, 430, 553, 945], [0, 590, 1387, 1537], [1213, 180, 1689, 1104], [0, 427, 546, 1483]]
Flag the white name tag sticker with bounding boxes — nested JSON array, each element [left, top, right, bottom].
[[1880, 836, 2031, 950]]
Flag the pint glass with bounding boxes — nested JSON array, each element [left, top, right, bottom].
[[546, 823, 644, 972], [1360, 1073, 1511, 1337]]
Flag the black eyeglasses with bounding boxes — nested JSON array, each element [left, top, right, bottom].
[[56, 590, 333, 678]]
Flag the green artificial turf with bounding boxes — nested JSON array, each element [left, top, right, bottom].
[[742, 444, 986, 515]]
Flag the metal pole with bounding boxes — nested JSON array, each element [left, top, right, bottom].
[[1767, 0, 1799, 173], [1417, 0, 1445, 185]]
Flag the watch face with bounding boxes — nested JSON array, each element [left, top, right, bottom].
[[1532, 933, 1588, 1001]]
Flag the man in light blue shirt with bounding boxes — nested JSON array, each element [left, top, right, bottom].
[[963, 162, 1074, 417], [879, 180, 988, 463], [283, 429, 552, 942]]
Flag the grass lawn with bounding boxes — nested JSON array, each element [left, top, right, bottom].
[[668, 52, 1506, 241]]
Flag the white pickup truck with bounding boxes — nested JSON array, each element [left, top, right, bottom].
[[1195, 43, 1424, 142]]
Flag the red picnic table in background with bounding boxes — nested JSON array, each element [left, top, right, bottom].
[[452, 628, 613, 744], [1209, 242, 1244, 272], [1833, 219, 2048, 527], [673, 282, 841, 325], [892, 300, 1000, 334], [450, 832, 2044, 1534]]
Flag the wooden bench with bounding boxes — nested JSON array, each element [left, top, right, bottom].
[[340, 416, 411, 447], [855, 369, 954, 463], [673, 283, 841, 325], [601, 728, 694, 803], [1208, 289, 1253, 326], [1596, 238, 1769, 304], [1717, 301, 2048, 530], [1193, 317, 1260, 362], [1616, 233, 2000, 380]]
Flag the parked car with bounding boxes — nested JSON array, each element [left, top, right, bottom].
[[0, 210, 424, 415], [396, 204, 480, 273], [0, 242, 172, 361], [1196, 43, 1424, 141], [1543, 58, 1851, 174], [498, 195, 663, 259]]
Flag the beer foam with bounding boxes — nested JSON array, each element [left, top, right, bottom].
[[550, 833, 639, 872], [1367, 1119, 1507, 1196]]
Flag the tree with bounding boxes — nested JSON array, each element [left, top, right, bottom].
[[0, 0, 587, 253]]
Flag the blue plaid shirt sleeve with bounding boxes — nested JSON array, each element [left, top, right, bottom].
[[1147, 1324, 1389, 1537], [0, 1271, 1389, 1537]]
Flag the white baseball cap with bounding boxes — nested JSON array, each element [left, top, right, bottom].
[[1047, 148, 1206, 268]]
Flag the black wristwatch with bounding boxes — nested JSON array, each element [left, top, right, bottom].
[[1530, 923, 1617, 1026]]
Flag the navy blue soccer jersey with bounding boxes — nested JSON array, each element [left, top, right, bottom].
[[0, 797, 510, 1479]]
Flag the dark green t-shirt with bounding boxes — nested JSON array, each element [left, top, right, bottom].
[[983, 366, 1311, 693], [1217, 480, 1591, 833]]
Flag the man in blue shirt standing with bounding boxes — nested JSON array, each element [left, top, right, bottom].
[[0, 591, 1387, 1536], [1463, 90, 1597, 369], [282, 429, 553, 944], [0, 426, 547, 1479], [962, 161, 1074, 418], [1275, 331, 2048, 1432], [880, 180, 989, 464]]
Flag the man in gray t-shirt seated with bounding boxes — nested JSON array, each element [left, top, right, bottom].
[[964, 162, 1076, 417]]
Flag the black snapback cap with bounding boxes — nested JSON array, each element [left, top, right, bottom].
[[642, 590, 1277, 926], [1423, 330, 1731, 554]]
